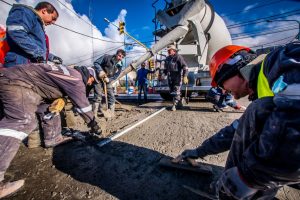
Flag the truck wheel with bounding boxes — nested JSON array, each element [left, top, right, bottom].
[[160, 93, 173, 101]]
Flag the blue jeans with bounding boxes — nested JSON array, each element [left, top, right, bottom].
[[138, 84, 148, 104]]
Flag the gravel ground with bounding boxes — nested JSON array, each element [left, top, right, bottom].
[[3, 98, 299, 200]]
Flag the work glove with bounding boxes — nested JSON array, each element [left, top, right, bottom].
[[52, 56, 63, 64], [183, 76, 188, 84], [31, 56, 45, 63], [87, 117, 102, 135], [98, 71, 107, 79], [103, 77, 110, 83], [49, 98, 66, 114], [216, 167, 258, 199], [181, 146, 208, 159]]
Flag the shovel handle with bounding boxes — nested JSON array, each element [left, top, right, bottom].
[[103, 81, 108, 110]]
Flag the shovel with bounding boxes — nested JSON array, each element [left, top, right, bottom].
[[100, 81, 112, 119], [184, 85, 189, 104]]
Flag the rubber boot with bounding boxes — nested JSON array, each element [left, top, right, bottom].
[[0, 180, 25, 198], [109, 103, 115, 118], [27, 129, 41, 149], [44, 135, 73, 148], [171, 105, 176, 111], [43, 115, 73, 148], [171, 97, 177, 111], [177, 99, 184, 109]]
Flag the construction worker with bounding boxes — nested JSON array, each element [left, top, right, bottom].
[[206, 87, 245, 112], [179, 42, 300, 199], [0, 63, 101, 198], [4, 2, 62, 68], [164, 44, 188, 111], [135, 62, 155, 105], [93, 49, 126, 116]]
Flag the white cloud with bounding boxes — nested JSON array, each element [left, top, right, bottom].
[[0, 0, 146, 68], [223, 11, 300, 50], [242, 3, 258, 13]]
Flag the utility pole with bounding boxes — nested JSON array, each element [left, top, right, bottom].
[[104, 18, 149, 50], [124, 27, 128, 92], [104, 18, 150, 93]]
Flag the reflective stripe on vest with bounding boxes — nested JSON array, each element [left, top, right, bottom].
[[257, 59, 274, 98]]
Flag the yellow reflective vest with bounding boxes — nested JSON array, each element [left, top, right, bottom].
[[257, 59, 274, 98]]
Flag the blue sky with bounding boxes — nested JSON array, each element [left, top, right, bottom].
[[70, 0, 300, 47], [0, 0, 299, 65]]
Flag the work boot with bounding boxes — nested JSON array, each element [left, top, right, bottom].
[[0, 180, 25, 198], [171, 104, 176, 111], [171, 99, 177, 111], [109, 104, 115, 117], [177, 99, 184, 109], [27, 129, 41, 149], [44, 135, 73, 148], [213, 104, 228, 112]]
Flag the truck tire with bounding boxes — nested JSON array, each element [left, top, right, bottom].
[[160, 93, 173, 101]]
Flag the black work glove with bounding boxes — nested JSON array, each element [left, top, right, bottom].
[[31, 56, 45, 63], [87, 118, 101, 135], [181, 147, 207, 159], [52, 56, 63, 64]]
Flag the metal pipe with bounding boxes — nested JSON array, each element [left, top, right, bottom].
[[111, 25, 189, 84]]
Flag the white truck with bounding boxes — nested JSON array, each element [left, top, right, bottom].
[[152, 0, 232, 100], [112, 0, 232, 100]]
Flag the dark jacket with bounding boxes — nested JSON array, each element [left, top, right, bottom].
[[0, 63, 94, 124], [4, 4, 55, 67], [93, 54, 123, 81], [136, 68, 154, 86], [164, 53, 188, 84], [198, 41, 300, 189]]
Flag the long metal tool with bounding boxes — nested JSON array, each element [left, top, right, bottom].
[[103, 81, 108, 110]]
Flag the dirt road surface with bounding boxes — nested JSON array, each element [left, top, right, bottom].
[[3, 98, 299, 199]]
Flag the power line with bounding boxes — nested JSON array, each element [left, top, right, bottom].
[[232, 27, 298, 40], [227, 9, 300, 29], [53, 24, 125, 44], [231, 24, 298, 36], [248, 35, 295, 48], [64, 44, 125, 63], [68, 44, 124, 66], [55, 0, 93, 27], [67, 45, 123, 65], [0, 0, 12, 6], [0, 0, 127, 44], [89, 0, 94, 61], [221, 0, 282, 17]]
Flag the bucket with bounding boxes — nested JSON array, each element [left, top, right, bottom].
[[128, 86, 134, 94]]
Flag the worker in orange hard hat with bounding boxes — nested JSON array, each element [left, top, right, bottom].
[[178, 42, 300, 199]]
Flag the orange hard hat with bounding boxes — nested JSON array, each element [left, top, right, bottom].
[[209, 45, 250, 87]]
